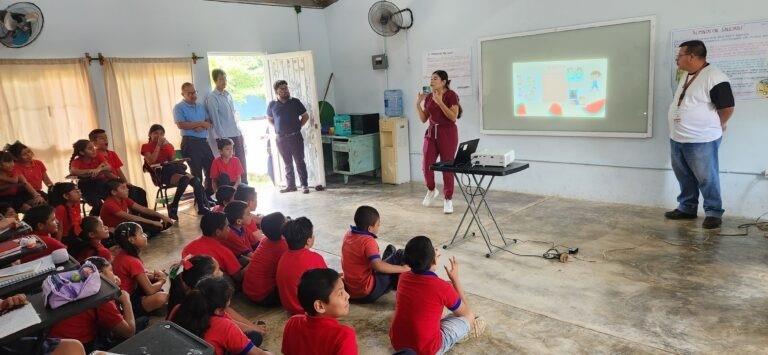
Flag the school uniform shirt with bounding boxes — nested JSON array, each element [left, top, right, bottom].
[[181, 236, 242, 277], [70, 155, 110, 181], [282, 315, 358, 355], [276, 248, 328, 315], [202, 314, 255, 355], [341, 226, 381, 299], [389, 271, 462, 355], [73, 240, 112, 264], [49, 299, 124, 344], [13, 160, 47, 191], [243, 238, 289, 302], [0, 170, 20, 196], [210, 156, 243, 181], [100, 196, 135, 229], [55, 204, 82, 237], [20, 231, 66, 263], [668, 64, 734, 143], [113, 250, 145, 294], [221, 225, 260, 256], [140, 141, 176, 165], [99, 150, 124, 176]]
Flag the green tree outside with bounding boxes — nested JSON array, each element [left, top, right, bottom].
[[208, 55, 266, 104]]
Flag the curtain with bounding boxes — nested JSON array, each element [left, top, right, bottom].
[[0, 58, 99, 182], [103, 58, 192, 204]]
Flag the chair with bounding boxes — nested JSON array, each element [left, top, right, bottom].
[[142, 162, 173, 211]]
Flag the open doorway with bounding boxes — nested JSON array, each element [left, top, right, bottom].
[[207, 53, 274, 186]]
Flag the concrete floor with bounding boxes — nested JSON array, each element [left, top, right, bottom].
[[141, 179, 768, 354]]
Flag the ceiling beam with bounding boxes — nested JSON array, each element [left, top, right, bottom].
[[203, 0, 339, 9]]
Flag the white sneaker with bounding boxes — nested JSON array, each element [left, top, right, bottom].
[[443, 199, 454, 214], [422, 189, 440, 207]]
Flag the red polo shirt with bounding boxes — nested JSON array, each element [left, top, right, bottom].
[[49, 299, 124, 344], [55, 204, 82, 238], [210, 156, 243, 182], [341, 227, 381, 299], [13, 160, 47, 191], [276, 248, 327, 315], [201, 315, 254, 355], [140, 142, 176, 165], [98, 150, 124, 175], [243, 238, 288, 302], [70, 155, 111, 181], [0, 171, 19, 196], [221, 225, 261, 257], [20, 232, 66, 263], [113, 250, 145, 293], [73, 240, 112, 264], [100, 197, 135, 229], [389, 271, 462, 355], [181, 236, 241, 277], [282, 315, 358, 355]]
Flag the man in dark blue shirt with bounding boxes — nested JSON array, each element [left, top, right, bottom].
[[267, 80, 310, 194]]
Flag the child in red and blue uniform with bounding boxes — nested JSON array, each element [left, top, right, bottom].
[[182, 212, 244, 283], [222, 201, 260, 262], [20, 204, 66, 263], [243, 212, 288, 306], [276, 217, 327, 315]]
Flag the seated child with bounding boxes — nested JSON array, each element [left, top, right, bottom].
[[140, 124, 210, 220], [342, 205, 409, 303], [389, 236, 486, 355], [171, 276, 269, 355], [243, 212, 288, 306], [222, 201, 260, 262], [210, 138, 244, 191], [181, 212, 244, 283], [276, 217, 327, 315], [100, 179, 174, 238], [0, 294, 86, 355], [6, 141, 53, 199], [234, 185, 263, 238], [111, 222, 168, 318], [64, 216, 112, 263], [20, 204, 66, 263], [212, 185, 236, 213], [0, 151, 45, 212], [49, 182, 82, 240], [167, 255, 267, 347], [69, 139, 118, 216], [282, 268, 358, 355], [49, 256, 135, 352], [90, 129, 148, 207]]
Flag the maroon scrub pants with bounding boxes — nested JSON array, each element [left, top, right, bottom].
[[422, 123, 458, 200]]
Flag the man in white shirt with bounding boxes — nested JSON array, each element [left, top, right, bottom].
[[666, 40, 734, 229]]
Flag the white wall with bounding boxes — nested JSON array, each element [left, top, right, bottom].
[[323, 0, 768, 218], [0, 0, 335, 131]]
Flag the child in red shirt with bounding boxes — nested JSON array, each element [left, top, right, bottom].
[[210, 138, 244, 191], [222, 201, 260, 261], [69, 139, 118, 216], [212, 185, 236, 213], [112, 222, 168, 318], [6, 141, 53, 197], [100, 180, 173, 238], [64, 216, 112, 263], [276, 217, 328, 315], [170, 276, 269, 355], [234, 185, 264, 240], [342, 205, 409, 303], [389, 236, 486, 355], [49, 182, 83, 240], [243, 212, 288, 306], [0, 151, 45, 212], [49, 256, 135, 352], [181, 212, 244, 283], [89, 129, 148, 208], [20, 205, 66, 263], [140, 124, 210, 220], [282, 268, 358, 355]]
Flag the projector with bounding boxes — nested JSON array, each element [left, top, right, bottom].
[[471, 150, 515, 167]]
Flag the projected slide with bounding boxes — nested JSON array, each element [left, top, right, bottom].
[[513, 58, 608, 118]]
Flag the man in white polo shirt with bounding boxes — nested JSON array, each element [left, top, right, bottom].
[[666, 40, 735, 229]]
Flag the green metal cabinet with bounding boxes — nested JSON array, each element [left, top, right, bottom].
[[321, 133, 380, 183]]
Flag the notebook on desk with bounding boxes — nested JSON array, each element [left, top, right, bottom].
[[0, 255, 56, 288], [0, 302, 41, 338]]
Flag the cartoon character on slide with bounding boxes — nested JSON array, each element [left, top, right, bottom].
[[591, 70, 602, 91]]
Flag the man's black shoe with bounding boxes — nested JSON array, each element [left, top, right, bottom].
[[280, 186, 297, 193], [664, 209, 697, 220], [702, 216, 722, 229], [302, 187, 310, 194]]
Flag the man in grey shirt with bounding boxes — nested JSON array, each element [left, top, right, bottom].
[[205, 69, 248, 184]]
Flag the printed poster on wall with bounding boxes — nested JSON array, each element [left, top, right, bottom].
[[422, 48, 472, 96], [671, 20, 768, 100]]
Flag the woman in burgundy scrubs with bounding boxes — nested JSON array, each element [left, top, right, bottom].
[[416, 70, 462, 214]]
